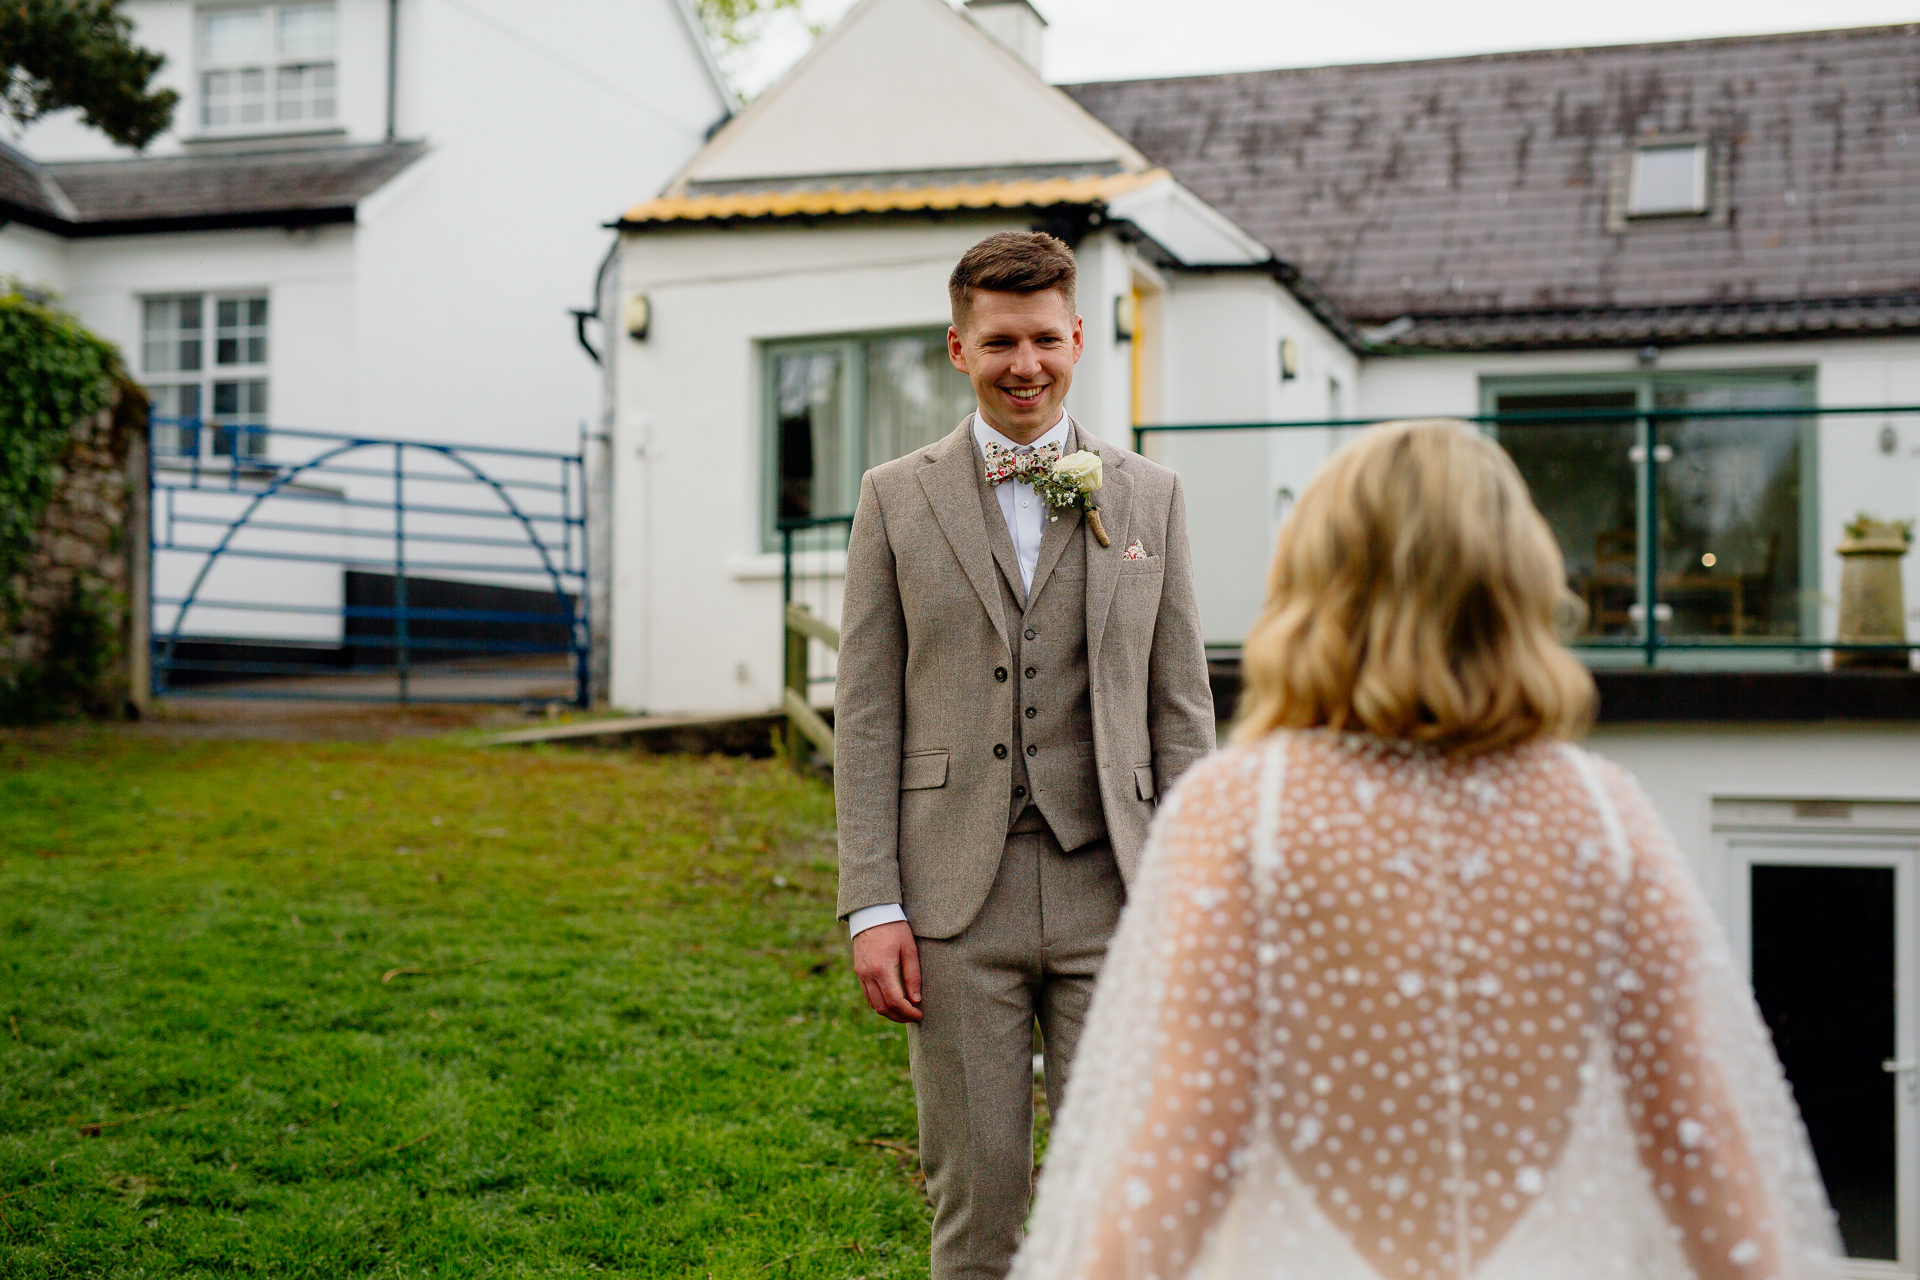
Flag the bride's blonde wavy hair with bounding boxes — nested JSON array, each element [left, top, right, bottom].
[[1232, 419, 1595, 755]]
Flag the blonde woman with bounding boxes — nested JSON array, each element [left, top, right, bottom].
[[1011, 421, 1840, 1280]]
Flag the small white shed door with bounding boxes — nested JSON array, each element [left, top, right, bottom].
[[1723, 835, 1918, 1279]]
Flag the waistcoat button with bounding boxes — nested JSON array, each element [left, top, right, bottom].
[[1025, 707, 1037, 719], [1026, 744, 1037, 757], [993, 744, 1008, 759], [994, 667, 1007, 682], [1014, 785, 1027, 799], [1025, 667, 1036, 678]]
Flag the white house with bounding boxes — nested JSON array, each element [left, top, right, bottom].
[[600, 0, 1359, 719], [1, 0, 731, 677], [598, 4, 1920, 1268]]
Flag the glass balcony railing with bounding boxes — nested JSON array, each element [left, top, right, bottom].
[[1134, 403, 1920, 669]]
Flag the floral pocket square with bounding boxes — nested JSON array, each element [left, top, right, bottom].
[[1122, 539, 1149, 562]]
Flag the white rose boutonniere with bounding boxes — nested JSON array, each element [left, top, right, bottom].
[[1031, 448, 1110, 547]]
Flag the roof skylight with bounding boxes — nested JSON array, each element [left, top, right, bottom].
[[1628, 143, 1708, 216]]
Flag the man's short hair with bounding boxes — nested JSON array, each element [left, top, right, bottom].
[[948, 231, 1078, 330]]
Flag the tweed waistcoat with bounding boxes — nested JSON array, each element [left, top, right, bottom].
[[974, 461, 1105, 852], [833, 416, 1217, 940]]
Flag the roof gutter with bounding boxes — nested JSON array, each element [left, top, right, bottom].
[[0, 200, 71, 236], [2, 204, 359, 239]]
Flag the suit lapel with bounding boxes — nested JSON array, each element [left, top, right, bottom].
[[976, 464, 1028, 611], [918, 420, 1011, 650], [1084, 446, 1133, 669], [1025, 421, 1084, 610]]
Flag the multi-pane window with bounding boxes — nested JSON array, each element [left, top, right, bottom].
[[1485, 372, 1814, 659], [765, 330, 977, 548], [142, 292, 271, 459], [199, 3, 336, 131]]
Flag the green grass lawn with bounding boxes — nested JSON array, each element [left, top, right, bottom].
[[0, 732, 931, 1277]]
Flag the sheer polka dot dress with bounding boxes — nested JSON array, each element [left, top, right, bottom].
[[1011, 731, 1841, 1280]]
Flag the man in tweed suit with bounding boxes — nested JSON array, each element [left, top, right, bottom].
[[835, 231, 1216, 1280]]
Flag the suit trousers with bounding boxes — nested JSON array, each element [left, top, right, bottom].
[[908, 810, 1127, 1280]]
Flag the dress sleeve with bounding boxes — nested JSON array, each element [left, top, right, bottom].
[[1604, 765, 1843, 1280], [1076, 751, 1263, 1280]]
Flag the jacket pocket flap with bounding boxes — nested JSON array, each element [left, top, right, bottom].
[[901, 751, 950, 791], [1134, 765, 1157, 801]]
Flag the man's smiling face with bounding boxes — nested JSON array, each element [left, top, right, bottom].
[[948, 288, 1083, 445]]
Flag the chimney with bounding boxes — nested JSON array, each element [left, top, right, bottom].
[[965, 0, 1047, 76]]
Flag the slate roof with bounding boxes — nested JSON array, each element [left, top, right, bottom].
[[0, 138, 76, 225], [1065, 24, 1920, 350], [0, 141, 426, 237]]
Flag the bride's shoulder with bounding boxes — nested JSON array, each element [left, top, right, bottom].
[[1171, 738, 1275, 793], [1161, 732, 1321, 820]]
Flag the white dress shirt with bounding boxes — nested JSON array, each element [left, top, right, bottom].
[[972, 410, 1071, 593], [847, 408, 1069, 939]]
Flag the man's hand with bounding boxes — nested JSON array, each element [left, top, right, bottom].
[[852, 921, 923, 1023]]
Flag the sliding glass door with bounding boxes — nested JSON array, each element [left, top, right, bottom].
[[1484, 371, 1817, 664]]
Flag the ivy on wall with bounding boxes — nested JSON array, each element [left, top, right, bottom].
[[0, 289, 122, 620]]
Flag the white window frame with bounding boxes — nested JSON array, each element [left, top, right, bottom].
[[1628, 141, 1709, 216], [1714, 800, 1920, 1280], [760, 327, 977, 551], [142, 290, 272, 462], [196, 2, 338, 135]]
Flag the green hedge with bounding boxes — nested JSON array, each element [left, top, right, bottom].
[[1, 290, 131, 723], [0, 290, 123, 618]]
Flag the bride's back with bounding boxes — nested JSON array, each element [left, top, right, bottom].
[[1176, 731, 1634, 1279], [1010, 422, 1838, 1280], [1254, 733, 1613, 1275], [1031, 727, 1834, 1280]]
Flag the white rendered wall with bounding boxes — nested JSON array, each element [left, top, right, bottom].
[[1064, 232, 1138, 447], [12, 0, 727, 461], [608, 217, 1171, 714], [682, 0, 1141, 188], [612, 217, 1025, 713], [49, 227, 358, 642], [0, 225, 70, 294], [11, 0, 727, 656], [57, 225, 359, 440], [1149, 273, 1359, 644], [1356, 340, 1920, 650], [1586, 723, 1920, 931], [13, 0, 389, 160], [606, 217, 1363, 711], [352, 0, 728, 456]]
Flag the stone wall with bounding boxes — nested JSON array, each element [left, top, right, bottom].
[[2, 383, 149, 719]]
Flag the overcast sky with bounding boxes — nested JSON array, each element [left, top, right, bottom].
[[730, 0, 1918, 96]]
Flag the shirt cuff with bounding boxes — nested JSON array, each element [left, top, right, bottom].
[[847, 903, 908, 938]]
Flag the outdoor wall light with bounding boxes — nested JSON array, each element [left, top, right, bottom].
[[625, 294, 651, 341], [1114, 294, 1138, 344], [1279, 338, 1299, 381]]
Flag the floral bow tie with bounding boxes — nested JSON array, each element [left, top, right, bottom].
[[982, 440, 1061, 486]]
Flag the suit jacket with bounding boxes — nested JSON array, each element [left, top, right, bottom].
[[834, 417, 1216, 940]]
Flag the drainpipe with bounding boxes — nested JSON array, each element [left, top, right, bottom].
[[385, 0, 400, 141]]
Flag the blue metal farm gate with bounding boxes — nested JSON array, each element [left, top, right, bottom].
[[148, 417, 589, 706]]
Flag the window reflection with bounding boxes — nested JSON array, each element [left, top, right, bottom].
[[775, 353, 844, 524], [768, 331, 974, 548], [1656, 384, 1803, 638], [1492, 391, 1638, 638], [1492, 376, 1809, 646], [865, 334, 974, 471]]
